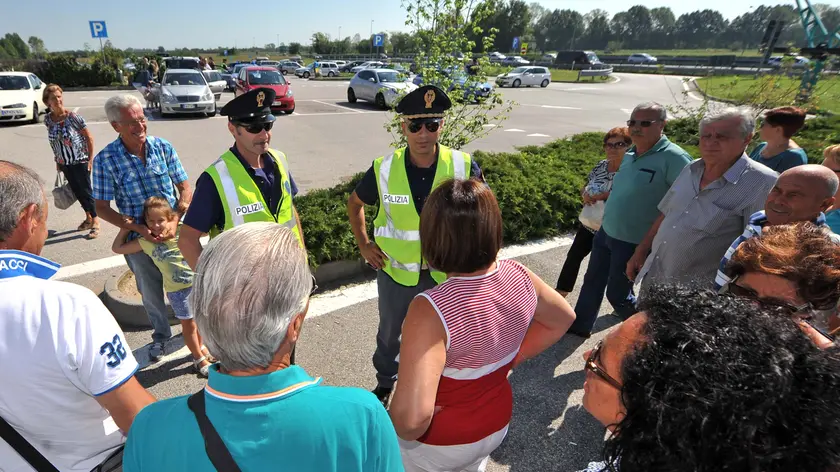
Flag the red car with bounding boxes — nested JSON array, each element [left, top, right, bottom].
[[234, 66, 295, 114]]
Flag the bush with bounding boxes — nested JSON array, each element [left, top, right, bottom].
[[35, 54, 119, 87]]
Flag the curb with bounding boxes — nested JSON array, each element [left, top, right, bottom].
[[103, 259, 375, 329]]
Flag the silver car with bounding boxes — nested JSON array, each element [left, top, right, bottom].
[[202, 70, 226, 100], [350, 61, 385, 73], [347, 69, 417, 109], [156, 69, 216, 117], [496, 66, 551, 88], [279, 61, 302, 75]]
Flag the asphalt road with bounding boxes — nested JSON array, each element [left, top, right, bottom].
[[0, 72, 696, 471]]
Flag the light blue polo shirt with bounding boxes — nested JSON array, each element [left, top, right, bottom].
[[123, 365, 404, 472], [601, 136, 693, 244]]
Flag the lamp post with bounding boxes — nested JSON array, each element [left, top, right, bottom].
[[370, 20, 374, 57], [338, 26, 342, 54]]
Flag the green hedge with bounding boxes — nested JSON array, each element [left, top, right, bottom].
[[36, 55, 119, 88], [296, 116, 840, 266]]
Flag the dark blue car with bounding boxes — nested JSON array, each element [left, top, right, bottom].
[[412, 68, 494, 102]]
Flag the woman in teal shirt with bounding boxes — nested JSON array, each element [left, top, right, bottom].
[[750, 106, 808, 173], [822, 144, 840, 233]]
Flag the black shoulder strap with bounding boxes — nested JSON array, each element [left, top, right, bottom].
[[187, 390, 243, 472], [0, 414, 59, 472]]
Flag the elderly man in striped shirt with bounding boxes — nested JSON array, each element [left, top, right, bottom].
[[714, 164, 840, 290], [627, 108, 778, 290]]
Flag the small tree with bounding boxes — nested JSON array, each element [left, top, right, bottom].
[[385, 0, 515, 150], [289, 42, 302, 55]]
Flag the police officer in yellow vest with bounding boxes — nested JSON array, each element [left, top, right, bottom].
[[179, 87, 305, 270], [347, 85, 485, 406]]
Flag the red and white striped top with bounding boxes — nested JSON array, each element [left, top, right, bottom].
[[415, 259, 538, 446]]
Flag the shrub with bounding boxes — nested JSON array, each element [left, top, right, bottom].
[[35, 54, 118, 87]]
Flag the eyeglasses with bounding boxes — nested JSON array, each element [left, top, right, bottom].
[[584, 341, 622, 390], [310, 274, 319, 297], [627, 119, 660, 128], [235, 121, 274, 134], [119, 117, 147, 127], [605, 141, 629, 149], [407, 120, 441, 133], [727, 277, 810, 315]]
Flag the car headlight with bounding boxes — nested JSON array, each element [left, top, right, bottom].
[[286, 89, 293, 97], [202, 91, 213, 101]]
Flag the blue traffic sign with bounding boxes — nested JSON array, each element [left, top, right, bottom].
[[374, 34, 384, 47], [224, 50, 228, 56], [512, 36, 520, 52], [89, 21, 108, 39]]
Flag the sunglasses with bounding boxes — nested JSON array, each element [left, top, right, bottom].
[[584, 341, 622, 389], [627, 119, 660, 128], [605, 141, 629, 149], [310, 274, 319, 297], [407, 121, 441, 133], [727, 277, 810, 315], [235, 121, 274, 134]]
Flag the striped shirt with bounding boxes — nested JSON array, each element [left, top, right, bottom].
[[416, 259, 537, 446], [584, 159, 617, 196], [714, 210, 839, 290], [44, 112, 89, 165]]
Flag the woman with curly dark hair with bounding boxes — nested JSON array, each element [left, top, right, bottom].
[[578, 286, 840, 472], [725, 222, 840, 347]]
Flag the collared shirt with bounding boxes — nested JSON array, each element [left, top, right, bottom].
[[639, 155, 778, 287], [0, 250, 138, 471], [601, 136, 693, 244], [714, 210, 840, 290], [92, 135, 188, 223], [123, 365, 404, 472], [183, 146, 299, 234]]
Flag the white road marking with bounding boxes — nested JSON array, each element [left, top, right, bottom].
[[504, 128, 525, 132], [291, 110, 382, 117], [541, 105, 582, 110], [527, 133, 550, 137], [482, 124, 497, 128], [312, 100, 364, 113], [682, 79, 703, 101], [561, 87, 597, 92]]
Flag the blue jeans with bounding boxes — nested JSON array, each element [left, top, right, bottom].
[[125, 251, 172, 342], [571, 229, 638, 334]]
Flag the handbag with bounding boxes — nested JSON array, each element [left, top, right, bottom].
[[579, 200, 606, 231], [52, 172, 77, 210]]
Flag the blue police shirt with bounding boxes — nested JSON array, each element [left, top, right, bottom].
[[123, 365, 404, 472], [183, 146, 298, 234]]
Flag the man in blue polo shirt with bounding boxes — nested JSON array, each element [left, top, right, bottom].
[[123, 223, 403, 472], [568, 102, 692, 337]]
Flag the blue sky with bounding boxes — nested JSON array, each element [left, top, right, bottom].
[[1, 0, 826, 51]]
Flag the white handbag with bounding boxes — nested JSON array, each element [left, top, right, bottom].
[[579, 200, 605, 231]]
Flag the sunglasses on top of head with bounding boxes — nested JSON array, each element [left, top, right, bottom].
[[627, 119, 661, 128], [407, 120, 441, 133], [234, 121, 274, 134]]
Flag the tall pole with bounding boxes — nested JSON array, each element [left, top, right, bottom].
[[277, 33, 280, 52], [370, 20, 374, 57]]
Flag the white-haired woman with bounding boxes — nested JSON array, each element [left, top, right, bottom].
[[122, 223, 403, 472]]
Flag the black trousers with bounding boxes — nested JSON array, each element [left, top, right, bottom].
[[61, 163, 97, 217], [556, 224, 596, 292]]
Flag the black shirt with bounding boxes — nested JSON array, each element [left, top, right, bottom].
[[183, 146, 299, 234], [354, 146, 483, 214]]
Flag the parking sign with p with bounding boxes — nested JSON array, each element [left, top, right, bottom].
[[89, 21, 108, 39], [374, 34, 384, 47]]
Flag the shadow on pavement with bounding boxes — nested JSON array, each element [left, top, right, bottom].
[[491, 335, 606, 472], [44, 232, 88, 246]]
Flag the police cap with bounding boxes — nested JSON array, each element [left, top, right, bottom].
[[220, 87, 276, 124], [396, 85, 451, 120]]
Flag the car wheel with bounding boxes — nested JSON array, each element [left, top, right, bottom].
[[347, 88, 357, 103], [206, 103, 216, 117], [328, 71, 335, 77], [540, 79, 549, 88], [512, 79, 521, 88], [284, 108, 295, 115], [303, 71, 310, 79], [30, 103, 41, 124], [375, 93, 387, 110], [281, 70, 287, 75]]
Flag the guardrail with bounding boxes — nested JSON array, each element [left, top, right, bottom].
[[577, 67, 613, 81]]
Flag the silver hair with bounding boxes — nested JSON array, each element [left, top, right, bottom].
[[0, 161, 44, 241], [699, 107, 756, 139], [632, 101, 667, 121], [189, 222, 312, 371], [104, 94, 143, 123]]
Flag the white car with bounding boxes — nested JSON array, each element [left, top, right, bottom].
[[347, 69, 416, 109], [155, 69, 216, 117], [768, 55, 810, 68], [627, 53, 658, 64], [0, 72, 46, 124], [496, 66, 551, 88], [350, 61, 385, 73], [489, 52, 507, 63], [501, 56, 530, 66], [202, 70, 226, 100]]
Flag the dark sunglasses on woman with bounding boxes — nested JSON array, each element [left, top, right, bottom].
[[407, 120, 441, 133], [235, 121, 274, 134], [605, 142, 629, 149]]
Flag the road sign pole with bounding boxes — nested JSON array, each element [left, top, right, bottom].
[[99, 37, 104, 61]]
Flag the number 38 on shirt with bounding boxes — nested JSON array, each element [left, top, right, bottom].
[[99, 334, 128, 368]]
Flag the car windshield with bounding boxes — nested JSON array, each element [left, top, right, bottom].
[[164, 73, 205, 86], [377, 71, 402, 83], [587, 52, 600, 62], [511, 67, 529, 73], [248, 70, 285, 85], [0, 75, 30, 90]]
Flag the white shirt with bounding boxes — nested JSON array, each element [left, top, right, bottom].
[[0, 250, 139, 472]]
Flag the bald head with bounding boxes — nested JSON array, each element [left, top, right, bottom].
[[765, 164, 838, 226], [0, 161, 47, 253]]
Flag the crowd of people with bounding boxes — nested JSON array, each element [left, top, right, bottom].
[[1, 82, 840, 472]]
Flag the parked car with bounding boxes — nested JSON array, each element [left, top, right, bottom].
[[540, 53, 557, 62], [348, 69, 416, 109], [496, 66, 551, 88], [288, 56, 303, 63], [412, 68, 494, 102], [162, 56, 201, 70], [258, 60, 281, 68], [0, 71, 46, 124], [553, 50, 606, 69], [768, 55, 810, 68], [351, 61, 385, 73], [277, 61, 302, 75], [156, 68, 216, 117], [627, 53, 658, 64], [202, 70, 226, 100], [235, 66, 295, 114], [341, 61, 365, 73], [295, 62, 340, 78], [501, 56, 530, 66], [388, 63, 409, 74], [489, 52, 506, 63], [334, 60, 347, 68]]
